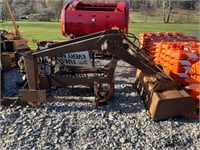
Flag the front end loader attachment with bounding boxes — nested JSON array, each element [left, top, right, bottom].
[[2, 30, 196, 120]]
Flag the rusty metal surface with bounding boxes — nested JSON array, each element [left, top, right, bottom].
[[149, 90, 196, 120], [0, 90, 46, 107], [19, 89, 46, 107], [23, 53, 39, 90], [93, 81, 114, 106], [0, 97, 27, 106], [135, 69, 196, 120]]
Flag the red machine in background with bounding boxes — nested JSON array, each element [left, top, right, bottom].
[[61, 0, 129, 38]]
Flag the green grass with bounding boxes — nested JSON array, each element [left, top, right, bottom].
[[129, 23, 200, 37], [1, 20, 199, 49], [130, 11, 200, 24], [1, 21, 66, 41], [0, 21, 66, 49]]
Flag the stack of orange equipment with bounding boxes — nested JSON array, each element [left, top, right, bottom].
[[165, 42, 199, 84], [139, 32, 200, 110], [185, 61, 200, 109], [138, 32, 183, 57]]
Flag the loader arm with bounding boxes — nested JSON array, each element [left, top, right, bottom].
[[32, 30, 167, 78], [22, 30, 178, 99]]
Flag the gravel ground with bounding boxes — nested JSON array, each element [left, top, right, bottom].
[[0, 60, 199, 150]]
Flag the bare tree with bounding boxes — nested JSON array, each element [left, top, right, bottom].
[[0, 4, 8, 21], [144, 0, 148, 23], [163, 0, 174, 23], [45, 0, 65, 21]]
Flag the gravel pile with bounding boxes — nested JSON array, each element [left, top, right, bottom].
[[0, 60, 199, 150]]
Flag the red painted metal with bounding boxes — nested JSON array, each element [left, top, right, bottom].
[[61, 0, 129, 38]]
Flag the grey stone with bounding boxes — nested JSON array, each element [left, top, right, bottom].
[[0, 60, 199, 150], [111, 125, 117, 131], [108, 113, 114, 121], [119, 138, 125, 144]]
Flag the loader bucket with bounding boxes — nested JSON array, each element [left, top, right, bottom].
[[135, 70, 196, 120]]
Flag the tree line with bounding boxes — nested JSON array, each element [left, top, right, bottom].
[[0, 0, 199, 23], [130, 0, 199, 23]]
